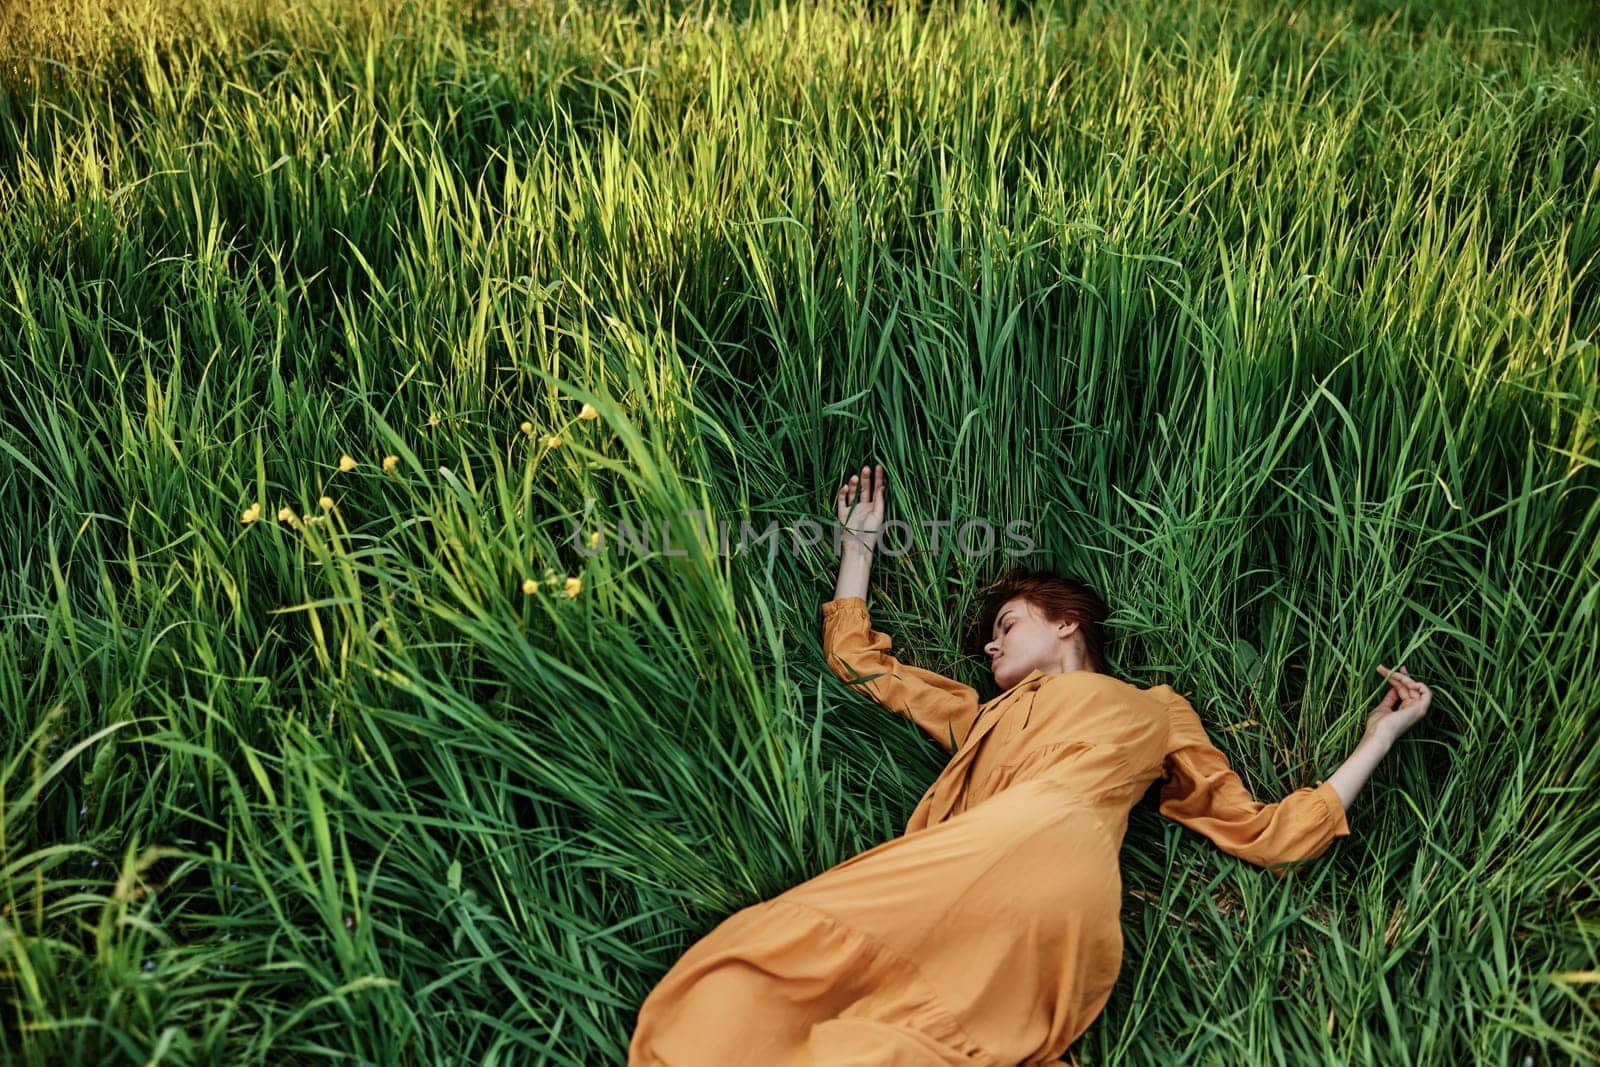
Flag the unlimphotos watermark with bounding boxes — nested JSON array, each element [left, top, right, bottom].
[[569, 510, 1036, 559]]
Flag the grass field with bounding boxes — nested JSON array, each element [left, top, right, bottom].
[[2, 0, 1598, 1062]]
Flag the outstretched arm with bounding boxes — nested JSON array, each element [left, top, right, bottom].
[[1158, 666, 1433, 877], [821, 465, 981, 753]]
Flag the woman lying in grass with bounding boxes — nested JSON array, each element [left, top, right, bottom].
[[629, 464, 1431, 1066]]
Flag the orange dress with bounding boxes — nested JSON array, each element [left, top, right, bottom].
[[628, 597, 1351, 1066]]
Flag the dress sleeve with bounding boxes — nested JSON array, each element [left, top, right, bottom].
[[820, 597, 981, 754], [1157, 690, 1351, 877]]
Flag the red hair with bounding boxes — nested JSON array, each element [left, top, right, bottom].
[[965, 568, 1114, 675]]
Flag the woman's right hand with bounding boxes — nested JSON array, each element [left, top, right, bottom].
[[836, 464, 887, 555]]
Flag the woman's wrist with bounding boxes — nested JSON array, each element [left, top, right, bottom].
[[1359, 726, 1396, 755], [832, 543, 874, 601]]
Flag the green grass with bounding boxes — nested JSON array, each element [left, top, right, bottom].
[[1, 0, 1597, 1061]]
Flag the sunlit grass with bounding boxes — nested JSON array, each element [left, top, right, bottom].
[[1, 0, 1597, 1062]]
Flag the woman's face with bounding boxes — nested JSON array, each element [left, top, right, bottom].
[[983, 596, 1080, 690]]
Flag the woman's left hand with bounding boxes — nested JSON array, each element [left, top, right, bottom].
[[1364, 664, 1432, 746]]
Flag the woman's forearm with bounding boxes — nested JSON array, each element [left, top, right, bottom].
[[832, 545, 874, 601], [1324, 732, 1392, 812]]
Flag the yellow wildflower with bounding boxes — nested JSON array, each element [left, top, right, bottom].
[[578, 403, 598, 421], [277, 506, 296, 524], [521, 578, 539, 595], [588, 529, 602, 550], [240, 502, 261, 524], [519, 420, 535, 436], [382, 454, 399, 474], [319, 495, 336, 512], [427, 412, 441, 430], [338, 454, 357, 472], [564, 576, 582, 598], [544, 434, 563, 449]]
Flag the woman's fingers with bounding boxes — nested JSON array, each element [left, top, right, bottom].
[[839, 465, 886, 504], [860, 465, 884, 503], [1378, 663, 1422, 686], [837, 476, 860, 525], [1389, 666, 1429, 699], [1376, 663, 1430, 706], [1392, 665, 1428, 692], [1388, 672, 1418, 696]]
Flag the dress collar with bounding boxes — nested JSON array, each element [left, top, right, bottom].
[[979, 669, 1049, 711]]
